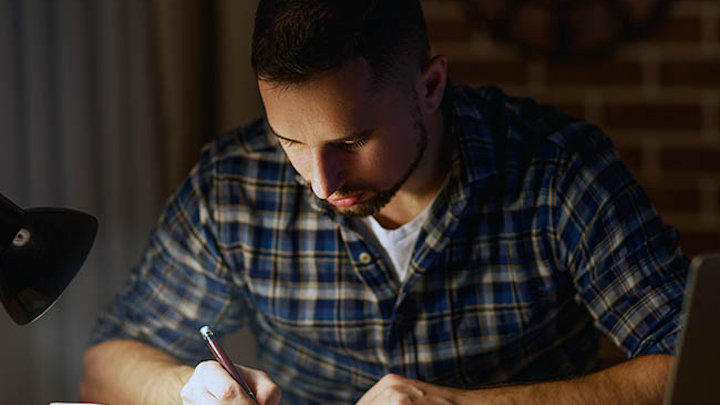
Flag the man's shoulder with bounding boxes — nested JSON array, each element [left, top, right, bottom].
[[449, 84, 606, 158], [194, 118, 291, 179], [447, 84, 617, 201]]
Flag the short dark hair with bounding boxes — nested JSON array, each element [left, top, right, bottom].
[[251, 0, 430, 86]]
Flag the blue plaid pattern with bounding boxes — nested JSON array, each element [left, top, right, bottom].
[[90, 84, 689, 404]]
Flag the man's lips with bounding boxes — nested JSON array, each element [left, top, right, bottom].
[[327, 193, 365, 208]]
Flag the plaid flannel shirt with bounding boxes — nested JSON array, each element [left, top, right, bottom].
[[90, 84, 689, 404]]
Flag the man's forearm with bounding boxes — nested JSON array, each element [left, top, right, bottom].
[[82, 339, 194, 405], [466, 354, 672, 405]]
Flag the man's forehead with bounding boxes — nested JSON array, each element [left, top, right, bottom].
[[257, 55, 421, 104], [257, 57, 415, 143], [259, 62, 379, 112]]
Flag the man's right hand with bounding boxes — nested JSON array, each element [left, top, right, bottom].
[[180, 360, 281, 405]]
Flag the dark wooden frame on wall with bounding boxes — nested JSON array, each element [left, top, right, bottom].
[[457, 0, 675, 61]]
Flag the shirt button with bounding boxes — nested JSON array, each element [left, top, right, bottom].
[[358, 252, 372, 264]]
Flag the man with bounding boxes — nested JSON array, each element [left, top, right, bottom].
[[81, 1, 688, 404]]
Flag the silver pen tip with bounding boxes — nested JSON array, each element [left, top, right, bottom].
[[199, 325, 213, 339]]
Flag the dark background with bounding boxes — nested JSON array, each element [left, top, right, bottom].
[[0, 0, 717, 403]]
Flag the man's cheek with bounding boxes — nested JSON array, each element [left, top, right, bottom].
[[285, 153, 311, 178]]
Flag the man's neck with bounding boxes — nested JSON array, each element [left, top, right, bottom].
[[373, 110, 451, 229]]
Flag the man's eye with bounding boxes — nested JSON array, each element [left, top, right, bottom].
[[342, 137, 368, 151], [279, 137, 298, 147]]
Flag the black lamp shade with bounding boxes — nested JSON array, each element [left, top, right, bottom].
[[0, 194, 98, 325]]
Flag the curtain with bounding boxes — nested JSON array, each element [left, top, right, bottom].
[[152, 0, 262, 195], [0, 0, 161, 403], [0, 0, 261, 403]]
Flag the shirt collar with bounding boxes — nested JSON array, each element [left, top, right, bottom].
[[445, 82, 499, 189], [440, 83, 500, 218]]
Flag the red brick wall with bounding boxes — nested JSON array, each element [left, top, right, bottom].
[[424, 0, 720, 258]]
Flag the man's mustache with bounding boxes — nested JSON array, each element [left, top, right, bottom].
[[305, 180, 378, 198]]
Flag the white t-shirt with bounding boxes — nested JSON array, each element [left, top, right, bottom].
[[356, 179, 448, 283]]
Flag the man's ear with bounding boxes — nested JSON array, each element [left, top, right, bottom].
[[418, 55, 447, 114]]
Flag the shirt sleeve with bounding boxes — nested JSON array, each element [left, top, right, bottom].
[[87, 159, 248, 365], [554, 126, 689, 358]]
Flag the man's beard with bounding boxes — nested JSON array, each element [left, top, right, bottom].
[[327, 106, 428, 218]]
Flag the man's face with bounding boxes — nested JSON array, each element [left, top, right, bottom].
[[258, 58, 427, 218]]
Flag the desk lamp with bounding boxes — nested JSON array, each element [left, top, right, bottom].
[[0, 192, 97, 325]]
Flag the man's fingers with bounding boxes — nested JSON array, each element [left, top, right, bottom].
[[357, 374, 456, 405], [236, 364, 282, 405], [181, 360, 280, 405], [358, 374, 413, 404], [194, 361, 241, 400], [181, 360, 257, 405]]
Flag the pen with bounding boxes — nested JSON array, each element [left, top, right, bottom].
[[200, 325, 258, 403]]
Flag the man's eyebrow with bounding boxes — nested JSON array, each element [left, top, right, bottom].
[[269, 124, 375, 145]]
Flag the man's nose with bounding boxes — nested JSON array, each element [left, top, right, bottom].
[[310, 147, 346, 199]]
